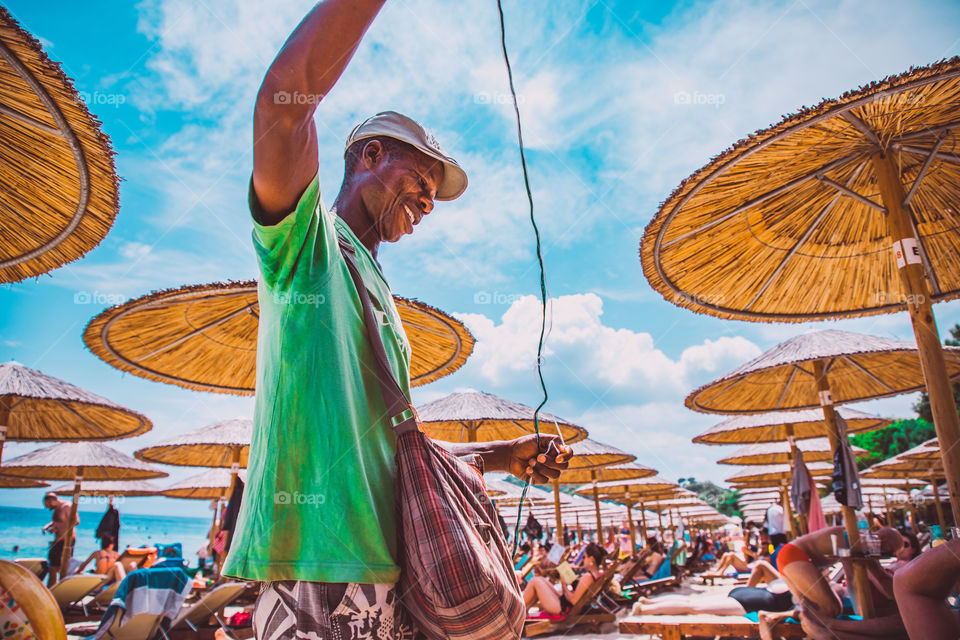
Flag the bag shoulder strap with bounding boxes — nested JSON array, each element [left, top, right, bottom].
[[337, 233, 419, 435]]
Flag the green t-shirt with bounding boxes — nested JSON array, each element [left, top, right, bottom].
[[222, 174, 411, 584]]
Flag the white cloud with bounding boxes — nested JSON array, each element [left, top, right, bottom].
[[456, 293, 761, 404]]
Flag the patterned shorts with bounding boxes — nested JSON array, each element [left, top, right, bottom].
[[253, 581, 420, 640]]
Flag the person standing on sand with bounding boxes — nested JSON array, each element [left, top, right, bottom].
[[41, 491, 77, 586], [221, 2, 571, 639]]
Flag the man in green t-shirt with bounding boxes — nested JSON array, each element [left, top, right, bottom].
[[222, 2, 571, 638]]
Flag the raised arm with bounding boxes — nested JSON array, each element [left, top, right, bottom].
[[252, 0, 387, 223]]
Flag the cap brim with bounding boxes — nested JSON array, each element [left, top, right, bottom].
[[432, 155, 468, 201]]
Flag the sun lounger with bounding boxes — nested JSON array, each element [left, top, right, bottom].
[[101, 612, 165, 639], [620, 557, 678, 598], [93, 581, 121, 608], [619, 614, 805, 639], [166, 581, 247, 636], [523, 557, 623, 637], [50, 574, 107, 615], [15, 557, 47, 578]]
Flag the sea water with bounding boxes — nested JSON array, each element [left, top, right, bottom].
[[0, 506, 213, 566]]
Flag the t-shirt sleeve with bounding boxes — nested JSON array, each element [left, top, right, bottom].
[[250, 174, 323, 289]]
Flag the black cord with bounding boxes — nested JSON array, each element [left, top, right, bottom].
[[496, 0, 551, 555]]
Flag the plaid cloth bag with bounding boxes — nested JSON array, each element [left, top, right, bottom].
[[339, 235, 525, 640]]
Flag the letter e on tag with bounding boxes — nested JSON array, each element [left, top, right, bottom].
[[901, 237, 921, 265]]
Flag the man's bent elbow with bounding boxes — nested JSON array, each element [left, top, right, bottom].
[[254, 82, 321, 131]]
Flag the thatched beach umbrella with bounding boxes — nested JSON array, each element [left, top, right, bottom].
[[0, 361, 151, 464], [580, 476, 681, 537], [417, 391, 586, 443], [641, 58, 960, 547], [135, 418, 251, 499], [718, 438, 868, 466], [536, 438, 634, 544], [693, 407, 888, 445], [861, 440, 949, 529], [729, 462, 833, 539], [2, 442, 166, 576], [0, 8, 120, 283], [83, 282, 475, 395], [689, 329, 960, 616]]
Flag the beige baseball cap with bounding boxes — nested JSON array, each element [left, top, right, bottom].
[[345, 111, 468, 201]]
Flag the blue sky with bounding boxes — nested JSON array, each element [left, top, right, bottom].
[[2, 0, 959, 517]]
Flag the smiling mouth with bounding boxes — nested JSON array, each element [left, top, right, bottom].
[[403, 204, 419, 228]]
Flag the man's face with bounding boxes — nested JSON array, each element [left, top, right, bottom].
[[43, 496, 55, 509], [361, 141, 444, 243]]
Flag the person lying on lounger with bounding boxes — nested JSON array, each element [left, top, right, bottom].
[[705, 544, 759, 577], [630, 581, 795, 617], [524, 542, 607, 615]]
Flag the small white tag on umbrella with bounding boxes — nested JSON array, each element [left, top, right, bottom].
[[0, 425, 7, 437], [818, 390, 833, 406], [900, 237, 921, 265], [231, 462, 240, 473], [74, 475, 83, 484]]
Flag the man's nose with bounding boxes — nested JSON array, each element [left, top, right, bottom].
[[418, 191, 435, 215]]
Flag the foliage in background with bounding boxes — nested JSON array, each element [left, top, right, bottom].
[[913, 323, 960, 423], [679, 477, 740, 517], [850, 418, 936, 470]]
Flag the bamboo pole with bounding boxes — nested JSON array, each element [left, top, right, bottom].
[[466, 420, 477, 443], [639, 501, 648, 542], [576, 513, 582, 544], [930, 472, 946, 531], [882, 486, 893, 527], [60, 466, 82, 578], [625, 488, 636, 551], [872, 151, 960, 528], [814, 358, 875, 618], [552, 478, 563, 545], [591, 471, 603, 539], [657, 499, 663, 530]]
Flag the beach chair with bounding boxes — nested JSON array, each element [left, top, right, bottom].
[[14, 557, 47, 578], [619, 614, 805, 639], [165, 581, 247, 638], [523, 557, 623, 637], [93, 581, 121, 608], [99, 612, 165, 639], [620, 558, 678, 599], [50, 573, 107, 615]]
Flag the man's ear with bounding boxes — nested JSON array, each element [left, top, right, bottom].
[[361, 139, 385, 170]]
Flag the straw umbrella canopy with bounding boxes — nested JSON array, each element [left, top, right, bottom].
[[861, 441, 949, 529], [135, 418, 251, 499], [579, 476, 682, 536], [693, 407, 889, 445], [0, 8, 120, 283], [0, 361, 152, 464], [718, 438, 868, 466], [642, 58, 960, 550], [0, 475, 47, 488], [416, 391, 586, 443], [53, 479, 161, 498], [2, 442, 166, 576], [83, 282, 475, 395], [160, 467, 248, 501], [727, 462, 834, 486]]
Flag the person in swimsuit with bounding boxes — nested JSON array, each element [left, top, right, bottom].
[[523, 542, 607, 615], [894, 537, 960, 640], [76, 535, 126, 586], [775, 525, 904, 619], [631, 581, 794, 616]]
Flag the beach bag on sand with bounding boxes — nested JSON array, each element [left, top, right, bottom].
[[339, 235, 524, 640]]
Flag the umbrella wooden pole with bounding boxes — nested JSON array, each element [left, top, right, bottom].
[[551, 478, 563, 545], [576, 514, 582, 544], [657, 499, 663, 530], [873, 151, 960, 527], [639, 503, 648, 542], [625, 488, 636, 551], [0, 400, 8, 466], [668, 508, 674, 529], [465, 421, 478, 443], [226, 447, 241, 498], [60, 467, 82, 578], [814, 359, 874, 618], [882, 487, 893, 527], [591, 471, 603, 539], [930, 472, 946, 531]]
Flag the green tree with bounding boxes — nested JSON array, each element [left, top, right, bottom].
[[849, 418, 936, 470], [681, 479, 741, 518], [912, 323, 960, 423]]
